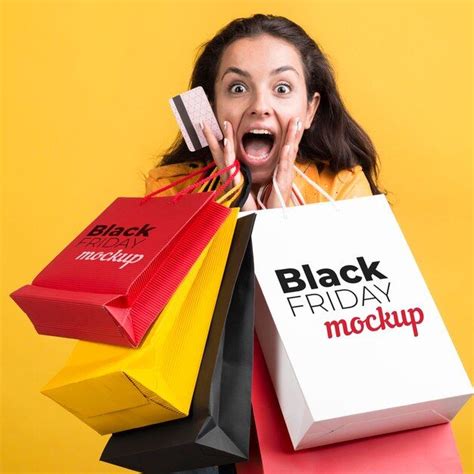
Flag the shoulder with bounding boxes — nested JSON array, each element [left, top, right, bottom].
[[294, 162, 372, 203], [145, 161, 206, 196], [325, 164, 373, 200]]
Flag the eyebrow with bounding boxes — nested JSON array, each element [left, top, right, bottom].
[[220, 65, 300, 80]]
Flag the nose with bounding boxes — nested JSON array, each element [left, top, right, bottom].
[[249, 89, 272, 117]]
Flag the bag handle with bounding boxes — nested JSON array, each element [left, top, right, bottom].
[[257, 164, 337, 211], [174, 160, 240, 200], [141, 161, 240, 204], [142, 162, 215, 203], [292, 165, 335, 203], [256, 182, 305, 209], [215, 176, 244, 206], [176, 162, 244, 207]]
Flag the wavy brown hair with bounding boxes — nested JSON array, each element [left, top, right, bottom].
[[161, 14, 381, 194]]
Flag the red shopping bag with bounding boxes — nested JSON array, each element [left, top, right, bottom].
[[236, 337, 463, 474], [11, 162, 239, 347]]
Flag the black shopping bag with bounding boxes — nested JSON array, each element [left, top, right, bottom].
[[101, 214, 256, 473]]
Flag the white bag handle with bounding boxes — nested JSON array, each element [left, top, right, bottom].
[[257, 165, 337, 211], [256, 181, 304, 210], [256, 184, 268, 210], [292, 165, 336, 203], [291, 181, 306, 206]]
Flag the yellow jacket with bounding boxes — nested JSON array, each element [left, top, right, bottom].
[[145, 161, 372, 202]]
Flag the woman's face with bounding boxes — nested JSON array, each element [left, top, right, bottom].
[[214, 34, 319, 184]]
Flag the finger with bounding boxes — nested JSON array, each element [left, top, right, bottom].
[[272, 118, 301, 203], [292, 117, 304, 163], [222, 120, 243, 186], [202, 119, 242, 190], [201, 120, 225, 169], [266, 118, 303, 208], [278, 143, 293, 174], [275, 147, 295, 193], [278, 118, 300, 174], [285, 117, 302, 158], [283, 117, 299, 146], [294, 117, 305, 150], [222, 121, 236, 170]]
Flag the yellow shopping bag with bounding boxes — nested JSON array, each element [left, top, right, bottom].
[[41, 209, 238, 434]]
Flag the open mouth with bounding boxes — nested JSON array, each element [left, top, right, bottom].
[[241, 129, 275, 161]]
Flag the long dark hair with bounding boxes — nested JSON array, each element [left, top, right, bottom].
[[161, 14, 381, 194]]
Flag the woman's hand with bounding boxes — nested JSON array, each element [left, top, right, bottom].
[[201, 120, 257, 210], [266, 117, 304, 209], [201, 117, 304, 210], [201, 119, 240, 185]]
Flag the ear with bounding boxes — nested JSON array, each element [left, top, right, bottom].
[[304, 92, 320, 129]]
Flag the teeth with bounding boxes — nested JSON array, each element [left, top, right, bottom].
[[249, 129, 273, 135], [247, 152, 270, 160]]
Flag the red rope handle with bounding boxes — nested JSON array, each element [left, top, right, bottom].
[[214, 161, 241, 198], [141, 161, 215, 204], [173, 160, 240, 201]]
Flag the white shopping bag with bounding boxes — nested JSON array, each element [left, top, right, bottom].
[[250, 187, 473, 450]]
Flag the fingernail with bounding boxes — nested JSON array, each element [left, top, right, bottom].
[[223, 121, 228, 130], [296, 119, 301, 131], [199, 120, 204, 130], [224, 138, 228, 147]]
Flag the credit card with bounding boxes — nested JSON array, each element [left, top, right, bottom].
[[169, 86, 223, 152]]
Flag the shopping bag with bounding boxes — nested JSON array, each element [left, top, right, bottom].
[[236, 338, 463, 474], [10, 182, 232, 346], [41, 209, 238, 434], [100, 214, 256, 472], [251, 194, 472, 449]]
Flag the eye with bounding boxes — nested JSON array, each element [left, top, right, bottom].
[[275, 83, 291, 94], [229, 83, 247, 94]]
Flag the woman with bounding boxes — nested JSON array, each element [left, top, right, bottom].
[[147, 14, 381, 208]]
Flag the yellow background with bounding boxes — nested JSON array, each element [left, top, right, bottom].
[[1, 0, 472, 472]]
